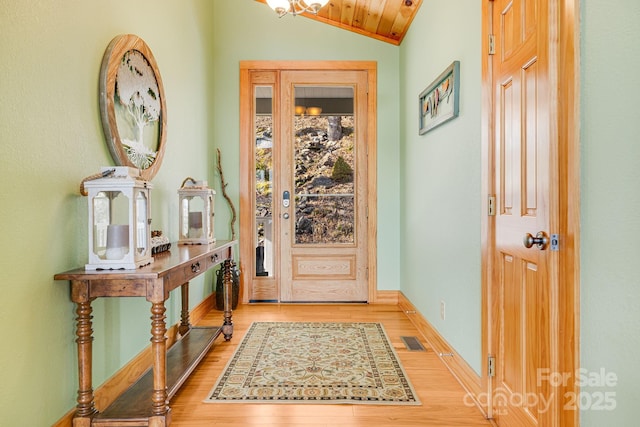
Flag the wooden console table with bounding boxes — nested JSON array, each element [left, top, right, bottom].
[[54, 240, 237, 427]]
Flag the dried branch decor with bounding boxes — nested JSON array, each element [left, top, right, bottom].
[[216, 148, 237, 240]]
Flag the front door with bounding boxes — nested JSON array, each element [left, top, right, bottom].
[[279, 70, 369, 302], [490, 0, 556, 424], [240, 63, 375, 303]]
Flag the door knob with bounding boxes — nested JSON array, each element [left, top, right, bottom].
[[523, 232, 549, 250]]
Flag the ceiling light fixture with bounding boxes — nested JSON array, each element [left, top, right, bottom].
[[266, 0, 330, 17]]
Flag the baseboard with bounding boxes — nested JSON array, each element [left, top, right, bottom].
[[398, 292, 487, 418], [373, 290, 400, 304], [192, 291, 216, 322], [52, 293, 215, 427]]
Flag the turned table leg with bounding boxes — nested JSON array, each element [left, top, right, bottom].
[[75, 300, 97, 423], [72, 279, 98, 427], [178, 282, 190, 336], [222, 259, 234, 341], [150, 301, 169, 418]]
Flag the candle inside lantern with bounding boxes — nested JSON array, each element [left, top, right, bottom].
[[188, 212, 203, 238], [106, 224, 129, 260]]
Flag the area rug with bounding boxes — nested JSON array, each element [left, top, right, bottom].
[[205, 321, 420, 404]]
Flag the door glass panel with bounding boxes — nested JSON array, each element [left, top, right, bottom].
[[255, 86, 273, 277], [293, 85, 355, 245]]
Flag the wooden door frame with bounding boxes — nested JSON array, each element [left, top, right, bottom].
[[480, 0, 580, 425], [239, 60, 378, 304]]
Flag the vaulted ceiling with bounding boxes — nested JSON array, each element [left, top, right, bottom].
[[255, 0, 423, 45]]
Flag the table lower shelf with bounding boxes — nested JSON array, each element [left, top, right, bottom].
[[93, 326, 221, 425]]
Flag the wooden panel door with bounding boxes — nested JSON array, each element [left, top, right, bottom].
[[240, 62, 377, 305], [491, 0, 555, 424], [279, 70, 369, 302]]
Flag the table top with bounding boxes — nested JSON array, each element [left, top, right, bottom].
[[54, 240, 236, 281]]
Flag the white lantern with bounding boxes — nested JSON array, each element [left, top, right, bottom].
[[84, 167, 153, 270], [178, 178, 215, 245]]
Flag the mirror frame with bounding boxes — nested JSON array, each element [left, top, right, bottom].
[[99, 34, 167, 181]]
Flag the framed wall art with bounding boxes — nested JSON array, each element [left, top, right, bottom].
[[99, 34, 167, 181], [419, 60, 460, 135]]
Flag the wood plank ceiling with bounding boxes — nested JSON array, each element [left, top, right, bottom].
[[255, 0, 423, 45]]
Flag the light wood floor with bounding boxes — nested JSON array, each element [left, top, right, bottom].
[[169, 303, 492, 426]]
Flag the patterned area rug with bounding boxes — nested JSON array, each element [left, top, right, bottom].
[[205, 322, 420, 404]]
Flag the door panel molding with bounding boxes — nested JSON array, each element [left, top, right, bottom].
[[292, 254, 357, 280]]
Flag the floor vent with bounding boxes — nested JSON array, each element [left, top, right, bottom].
[[400, 336, 426, 351]]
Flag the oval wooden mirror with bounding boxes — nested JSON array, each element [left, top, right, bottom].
[[99, 34, 167, 181]]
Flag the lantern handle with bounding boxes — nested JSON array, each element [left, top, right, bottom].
[[180, 177, 197, 189], [79, 168, 116, 196]]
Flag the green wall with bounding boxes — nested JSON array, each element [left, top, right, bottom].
[[0, 1, 218, 424], [398, 0, 483, 374], [397, 0, 640, 424], [209, 2, 401, 290], [0, 1, 400, 425], [400, 0, 640, 426], [580, 0, 640, 425], [2, 0, 638, 425]]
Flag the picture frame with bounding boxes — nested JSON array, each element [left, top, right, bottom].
[[419, 61, 460, 135]]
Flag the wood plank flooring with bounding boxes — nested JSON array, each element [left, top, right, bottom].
[[169, 303, 492, 426]]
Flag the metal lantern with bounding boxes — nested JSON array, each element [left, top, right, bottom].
[[84, 167, 153, 270], [178, 178, 215, 245]]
